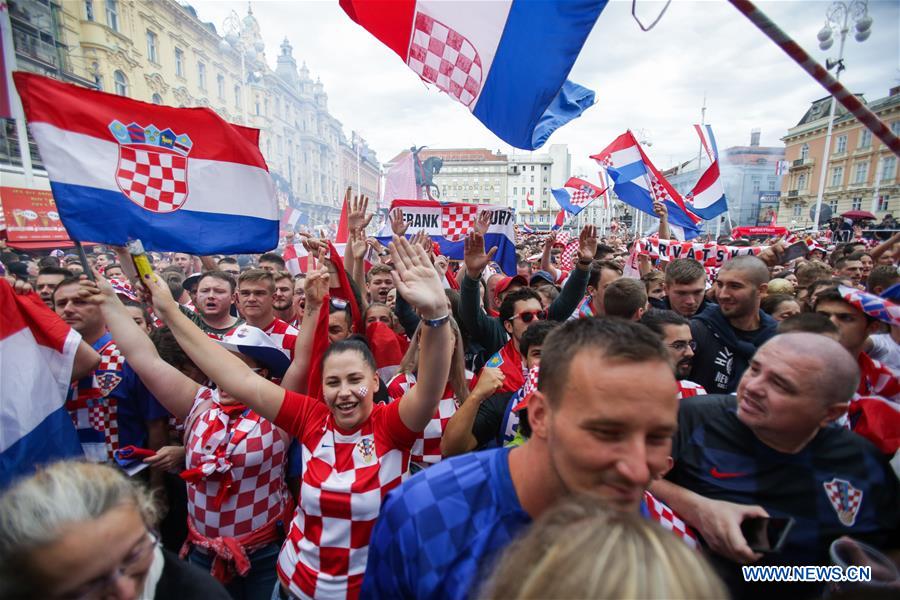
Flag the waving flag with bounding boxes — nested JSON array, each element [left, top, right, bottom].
[[340, 0, 607, 150], [693, 123, 718, 162], [1, 280, 83, 487], [551, 176, 605, 216], [13, 72, 277, 254], [685, 160, 728, 220], [280, 206, 302, 233], [592, 131, 702, 240], [525, 192, 534, 209], [377, 199, 518, 274]]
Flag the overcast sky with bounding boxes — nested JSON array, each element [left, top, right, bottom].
[[192, 0, 899, 175]]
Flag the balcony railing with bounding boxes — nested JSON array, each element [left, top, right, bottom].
[[788, 189, 799, 198]]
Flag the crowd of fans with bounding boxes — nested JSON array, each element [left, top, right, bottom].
[[0, 199, 898, 600]]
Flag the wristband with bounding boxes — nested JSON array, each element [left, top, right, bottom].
[[422, 314, 450, 328]]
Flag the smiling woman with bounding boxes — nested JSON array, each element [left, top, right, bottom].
[[0, 462, 229, 600]]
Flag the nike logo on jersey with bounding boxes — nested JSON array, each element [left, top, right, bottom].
[[710, 467, 748, 479]]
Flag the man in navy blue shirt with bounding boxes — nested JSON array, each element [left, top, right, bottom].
[[652, 332, 900, 598], [362, 318, 680, 600]]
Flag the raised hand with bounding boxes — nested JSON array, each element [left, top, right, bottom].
[[652, 200, 668, 221], [388, 235, 447, 319], [463, 230, 498, 279], [543, 229, 558, 251], [76, 270, 116, 305], [577, 224, 598, 262], [474, 209, 491, 236], [142, 271, 178, 316], [303, 263, 330, 311], [390, 208, 409, 236], [349, 227, 368, 261], [347, 188, 373, 231]]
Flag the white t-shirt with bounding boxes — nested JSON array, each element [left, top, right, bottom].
[[868, 333, 900, 373]]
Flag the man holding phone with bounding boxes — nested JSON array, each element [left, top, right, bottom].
[[651, 333, 900, 597]]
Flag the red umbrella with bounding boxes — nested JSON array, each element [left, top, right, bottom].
[[841, 210, 877, 221]]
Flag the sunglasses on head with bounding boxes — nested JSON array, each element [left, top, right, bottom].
[[508, 309, 547, 324]]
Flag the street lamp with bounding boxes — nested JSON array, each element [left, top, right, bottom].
[[811, 0, 873, 233]]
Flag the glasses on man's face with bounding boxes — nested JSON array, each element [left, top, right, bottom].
[[507, 309, 548, 324], [60, 532, 157, 600], [668, 340, 697, 352]]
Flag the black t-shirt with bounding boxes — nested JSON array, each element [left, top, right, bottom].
[[472, 391, 515, 449], [668, 395, 900, 597], [154, 548, 231, 599]]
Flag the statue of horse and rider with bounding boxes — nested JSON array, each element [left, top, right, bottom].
[[411, 146, 442, 200]]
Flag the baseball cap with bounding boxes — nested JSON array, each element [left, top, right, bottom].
[[529, 270, 555, 287], [495, 275, 528, 299], [216, 324, 291, 379], [182, 272, 204, 292]]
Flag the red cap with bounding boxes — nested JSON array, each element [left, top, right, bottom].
[[495, 275, 528, 300]]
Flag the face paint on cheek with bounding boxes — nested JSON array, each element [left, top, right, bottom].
[[353, 386, 368, 400]]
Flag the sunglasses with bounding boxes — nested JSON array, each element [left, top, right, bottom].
[[508, 309, 548, 324]]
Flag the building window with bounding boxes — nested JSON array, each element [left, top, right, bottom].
[[881, 156, 897, 181], [113, 70, 127, 96], [768, 177, 776, 190], [751, 176, 761, 194], [91, 61, 103, 90], [234, 84, 241, 107], [146, 31, 158, 63], [859, 129, 872, 149], [828, 198, 839, 212], [106, 0, 118, 31], [797, 173, 807, 190], [255, 96, 260, 115], [877, 195, 890, 212], [151, 93, 162, 105], [853, 162, 868, 184], [530, 187, 534, 195], [85, 0, 94, 21], [512, 187, 517, 195], [892, 121, 900, 138], [800, 143, 809, 161], [175, 48, 184, 77], [216, 74, 225, 100], [830, 166, 843, 187], [197, 62, 206, 90], [851, 197, 862, 210], [792, 205, 802, 217], [835, 135, 847, 154]]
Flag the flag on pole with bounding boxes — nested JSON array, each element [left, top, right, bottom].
[[280, 206, 301, 233], [553, 209, 566, 230], [383, 150, 420, 208], [13, 72, 278, 254], [340, 0, 607, 150], [1, 280, 83, 487], [551, 176, 605, 216], [592, 131, 703, 240], [693, 123, 718, 162], [525, 192, 534, 209], [684, 160, 728, 220], [775, 160, 789, 176]]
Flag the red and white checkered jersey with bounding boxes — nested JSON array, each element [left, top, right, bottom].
[[274, 391, 418, 600], [857, 352, 900, 402], [643, 490, 700, 549], [66, 339, 125, 462], [677, 380, 707, 400], [184, 387, 291, 540], [264, 318, 299, 360], [385, 371, 472, 466]]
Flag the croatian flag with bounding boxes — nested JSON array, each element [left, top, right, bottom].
[[377, 199, 518, 274], [551, 177, 605, 216], [13, 72, 278, 254], [693, 123, 719, 162], [592, 131, 702, 240], [280, 206, 302, 233], [1, 280, 83, 487], [685, 160, 728, 220], [340, 0, 607, 150]]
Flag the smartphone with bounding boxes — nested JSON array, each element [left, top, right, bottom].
[[741, 517, 795, 553], [781, 241, 809, 265]]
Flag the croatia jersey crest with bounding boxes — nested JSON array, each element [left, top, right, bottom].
[[823, 478, 863, 527], [108, 120, 193, 213]]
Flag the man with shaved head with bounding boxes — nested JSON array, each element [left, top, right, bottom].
[[652, 333, 900, 598], [690, 255, 778, 393]]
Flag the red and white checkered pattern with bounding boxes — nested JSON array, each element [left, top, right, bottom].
[[441, 204, 479, 242], [648, 174, 673, 204], [277, 398, 416, 600], [558, 239, 580, 272], [823, 478, 863, 527], [184, 387, 290, 540], [66, 340, 124, 461], [408, 11, 483, 108], [676, 380, 707, 400], [570, 188, 593, 207], [263, 318, 299, 361], [115, 146, 188, 212], [386, 372, 470, 466], [857, 353, 900, 402], [643, 490, 699, 549]]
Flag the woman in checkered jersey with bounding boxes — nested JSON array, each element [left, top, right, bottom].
[[142, 236, 454, 600], [78, 277, 296, 599]]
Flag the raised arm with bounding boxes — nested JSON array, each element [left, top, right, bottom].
[[390, 236, 453, 432], [540, 231, 560, 281], [547, 226, 595, 320], [77, 275, 199, 420], [653, 200, 671, 240], [282, 265, 329, 392], [143, 270, 286, 422]]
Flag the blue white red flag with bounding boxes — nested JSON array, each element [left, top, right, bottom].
[[521, 222, 535, 234], [551, 176, 605, 216], [340, 0, 607, 150], [684, 160, 728, 220], [693, 123, 718, 162], [377, 199, 517, 274], [553, 210, 566, 230], [1, 280, 83, 487], [13, 72, 278, 254], [775, 160, 789, 176], [592, 131, 703, 240]]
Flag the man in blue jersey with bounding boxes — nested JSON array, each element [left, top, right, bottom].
[[361, 318, 680, 600]]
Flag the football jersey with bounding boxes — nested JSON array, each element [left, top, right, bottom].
[[274, 390, 418, 600], [676, 379, 707, 400]]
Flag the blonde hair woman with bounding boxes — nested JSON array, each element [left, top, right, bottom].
[[479, 495, 727, 599]]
